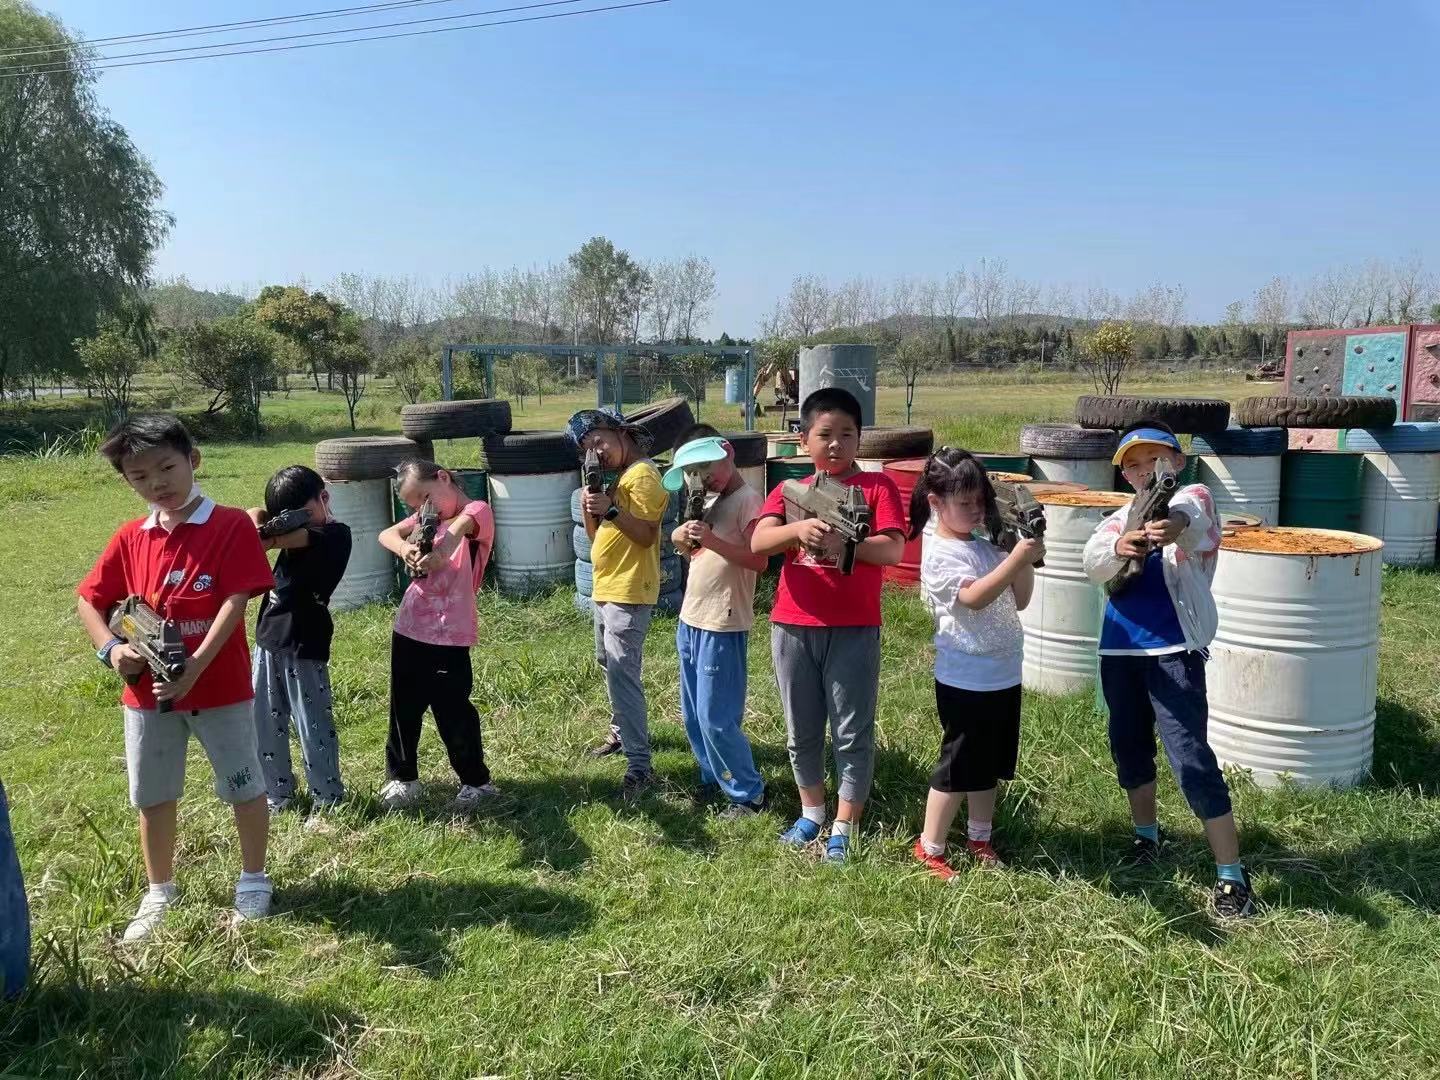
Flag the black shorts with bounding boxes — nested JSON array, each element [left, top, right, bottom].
[[930, 680, 1022, 793]]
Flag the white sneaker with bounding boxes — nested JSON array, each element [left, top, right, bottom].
[[452, 782, 500, 810], [232, 877, 274, 925], [123, 887, 178, 942], [267, 796, 292, 816], [379, 779, 421, 810]]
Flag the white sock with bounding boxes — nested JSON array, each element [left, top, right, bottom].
[[831, 819, 852, 837], [148, 881, 177, 899], [967, 819, 993, 843], [920, 837, 945, 857], [801, 804, 827, 826], [238, 870, 271, 889]]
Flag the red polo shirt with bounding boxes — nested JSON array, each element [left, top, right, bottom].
[[78, 498, 274, 711], [759, 470, 906, 627]]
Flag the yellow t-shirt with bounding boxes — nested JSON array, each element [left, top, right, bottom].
[[591, 460, 669, 605]]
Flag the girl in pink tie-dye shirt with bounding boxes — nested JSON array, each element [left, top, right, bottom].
[[376, 459, 497, 812]]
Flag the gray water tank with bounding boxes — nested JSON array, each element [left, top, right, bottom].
[[798, 344, 877, 426], [723, 365, 744, 404]]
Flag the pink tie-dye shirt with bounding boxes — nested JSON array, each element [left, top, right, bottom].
[[393, 499, 494, 647]]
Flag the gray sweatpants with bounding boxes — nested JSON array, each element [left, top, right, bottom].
[[251, 646, 345, 806], [771, 624, 881, 804], [593, 601, 654, 773]]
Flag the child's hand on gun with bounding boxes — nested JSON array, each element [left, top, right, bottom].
[[1012, 536, 1046, 566], [108, 641, 146, 678], [583, 490, 614, 519], [154, 664, 202, 704], [679, 521, 710, 551], [1143, 511, 1188, 547], [1115, 529, 1150, 558], [246, 506, 268, 529], [794, 517, 833, 555]]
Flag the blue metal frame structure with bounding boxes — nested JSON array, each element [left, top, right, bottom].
[[439, 343, 757, 430]]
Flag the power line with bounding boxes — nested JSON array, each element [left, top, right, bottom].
[[0, 0, 476, 60], [0, 1, 671, 81], [1, 0, 591, 73]]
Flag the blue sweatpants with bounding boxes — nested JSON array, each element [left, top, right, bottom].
[[1100, 650, 1232, 821], [677, 623, 764, 804], [0, 780, 28, 1000]]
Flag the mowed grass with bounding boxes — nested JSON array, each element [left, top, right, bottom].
[[5, 374, 1440, 1077]]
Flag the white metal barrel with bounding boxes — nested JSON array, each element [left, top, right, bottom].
[[1195, 455, 1282, 524], [739, 464, 765, 494], [1029, 456, 1115, 492], [488, 469, 579, 596], [1019, 491, 1131, 695], [1344, 424, 1440, 567], [326, 478, 395, 612], [1208, 527, 1383, 789]]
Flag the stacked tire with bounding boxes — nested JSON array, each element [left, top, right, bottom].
[[571, 483, 684, 615]]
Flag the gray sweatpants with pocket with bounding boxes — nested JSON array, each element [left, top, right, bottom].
[[252, 646, 345, 806], [593, 601, 654, 774], [771, 624, 881, 804]]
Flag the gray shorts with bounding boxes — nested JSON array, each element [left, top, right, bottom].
[[124, 701, 267, 809]]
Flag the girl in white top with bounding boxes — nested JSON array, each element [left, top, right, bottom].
[[909, 448, 1044, 880]]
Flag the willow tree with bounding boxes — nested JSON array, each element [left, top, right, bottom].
[[0, 3, 171, 397]]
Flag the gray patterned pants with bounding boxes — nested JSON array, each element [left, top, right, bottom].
[[251, 646, 345, 805]]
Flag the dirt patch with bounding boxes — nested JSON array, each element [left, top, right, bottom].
[[1037, 491, 1132, 508], [1221, 527, 1381, 555]]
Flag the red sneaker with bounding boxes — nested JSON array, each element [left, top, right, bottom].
[[912, 839, 957, 881], [967, 838, 1005, 867]]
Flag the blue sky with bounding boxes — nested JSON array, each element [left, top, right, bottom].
[[42, 0, 1440, 335]]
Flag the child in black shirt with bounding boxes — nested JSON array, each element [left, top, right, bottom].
[[248, 466, 353, 816]]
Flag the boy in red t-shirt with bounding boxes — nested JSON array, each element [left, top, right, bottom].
[[76, 415, 275, 942], [751, 388, 906, 862]]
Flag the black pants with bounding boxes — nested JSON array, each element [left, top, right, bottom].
[[386, 632, 490, 786]]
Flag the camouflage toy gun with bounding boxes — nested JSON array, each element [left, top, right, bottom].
[[679, 473, 709, 552], [107, 596, 188, 713], [410, 498, 441, 579], [1105, 456, 1179, 596], [780, 472, 872, 575], [257, 506, 312, 540], [986, 480, 1046, 569]]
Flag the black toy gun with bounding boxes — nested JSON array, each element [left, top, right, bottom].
[[1105, 457, 1179, 596], [987, 481, 1047, 569], [781, 472, 872, 575], [583, 448, 603, 503], [257, 506, 312, 540], [680, 473, 708, 552], [410, 498, 440, 579], [107, 596, 188, 714]]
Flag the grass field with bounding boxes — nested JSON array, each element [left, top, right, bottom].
[[5, 373, 1440, 1078]]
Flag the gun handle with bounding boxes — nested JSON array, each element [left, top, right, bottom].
[[1032, 554, 1045, 570], [838, 540, 858, 576]]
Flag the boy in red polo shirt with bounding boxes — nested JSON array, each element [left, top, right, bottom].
[[76, 415, 276, 942]]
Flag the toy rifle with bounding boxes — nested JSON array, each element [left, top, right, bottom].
[[107, 596, 188, 714], [1105, 457, 1179, 596], [410, 498, 441, 579], [780, 472, 872, 575], [257, 506, 311, 540], [986, 480, 1046, 569], [680, 473, 708, 552]]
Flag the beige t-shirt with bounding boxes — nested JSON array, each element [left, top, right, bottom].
[[679, 482, 765, 632]]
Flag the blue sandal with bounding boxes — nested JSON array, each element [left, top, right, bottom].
[[779, 817, 822, 847], [824, 833, 850, 863]]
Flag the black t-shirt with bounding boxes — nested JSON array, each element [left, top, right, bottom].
[[255, 521, 352, 662]]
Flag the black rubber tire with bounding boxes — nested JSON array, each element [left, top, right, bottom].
[[1235, 395, 1397, 430], [315, 436, 432, 481], [400, 399, 512, 440], [721, 430, 768, 468], [1075, 395, 1230, 434], [1018, 424, 1120, 460], [480, 430, 577, 475], [856, 426, 934, 459], [627, 396, 695, 456]]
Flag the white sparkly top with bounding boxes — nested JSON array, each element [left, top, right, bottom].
[[921, 534, 1023, 691]]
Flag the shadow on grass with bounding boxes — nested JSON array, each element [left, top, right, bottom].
[[0, 977, 362, 1077], [282, 877, 593, 977], [1367, 696, 1440, 797]]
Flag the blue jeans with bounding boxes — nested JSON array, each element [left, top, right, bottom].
[[1101, 651, 1233, 821], [677, 623, 764, 804], [0, 779, 29, 999]]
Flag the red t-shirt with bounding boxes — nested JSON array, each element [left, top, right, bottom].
[[759, 471, 907, 627], [77, 500, 275, 711]]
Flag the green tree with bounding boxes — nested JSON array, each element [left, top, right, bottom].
[[330, 316, 373, 431], [1179, 328, 1199, 359], [381, 340, 435, 405], [252, 285, 343, 391], [567, 237, 643, 344], [170, 317, 282, 435], [889, 334, 938, 424], [74, 323, 144, 423], [0, 2, 171, 398], [1080, 321, 1136, 394]]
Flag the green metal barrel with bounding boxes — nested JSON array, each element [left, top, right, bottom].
[[765, 456, 816, 494], [1279, 451, 1363, 530], [974, 453, 1030, 474]]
